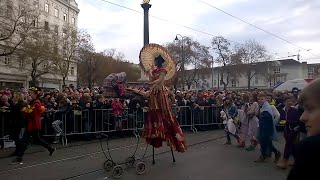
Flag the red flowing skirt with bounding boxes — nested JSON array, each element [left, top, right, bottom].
[[142, 87, 187, 153]]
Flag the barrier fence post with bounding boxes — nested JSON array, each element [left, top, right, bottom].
[[62, 113, 67, 146], [191, 108, 197, 133], [0, 113, 4, 148]]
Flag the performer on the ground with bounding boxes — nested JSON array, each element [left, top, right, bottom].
[[127, 43, 187, 164], [11, 87, 55, 164]]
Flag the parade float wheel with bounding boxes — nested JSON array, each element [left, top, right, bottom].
[[125, 156, 135, 168], [136, 161, 146, 175], [112, 165, 123, 179], [103, 160, 115, 171]]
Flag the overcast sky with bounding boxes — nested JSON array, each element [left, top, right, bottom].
[[77, 0, 320, 64]]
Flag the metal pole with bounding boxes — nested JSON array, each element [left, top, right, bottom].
[[141, 3, 152, 46], [217, 67, 220, 90], [89, 56, 92, 89], [211, 58, 214, 89], [181, 40, 184, 89]]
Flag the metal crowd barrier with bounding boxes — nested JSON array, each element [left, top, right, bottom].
[[172, 106, 196, 133], [192, 106, 224, 132], [0, 106, 224, 147], [0, 109, 13, 148]]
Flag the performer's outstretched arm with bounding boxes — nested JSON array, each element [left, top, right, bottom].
[[126, 87, 150, 98]]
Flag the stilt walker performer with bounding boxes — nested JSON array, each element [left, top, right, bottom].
[[128, 43, 187, 164]]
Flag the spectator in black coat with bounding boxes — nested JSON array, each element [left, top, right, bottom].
[[10, 92, 27, 155], [287, 79, 320, 180]]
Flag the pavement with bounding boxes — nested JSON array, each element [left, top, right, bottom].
[[0, 130, 290, 180]]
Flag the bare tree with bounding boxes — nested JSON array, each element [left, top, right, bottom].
[[78, 49, 140, 87], [165, 37, 194, 89], [165, 37, 211, 89], [51, 26, 92, 86], [102, 48, 126, 62], [185, 41, 212, 89], [235, 39, 270, 89], [18, 29, 54, 86], [77, 30, 95, 87], [211, 36, 237, 90], [0, 0, 39, 57]]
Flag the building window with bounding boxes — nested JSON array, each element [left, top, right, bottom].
[[275, 75, 286, 83], [54, 8, 59, 17], [44, 21, 49, 30], [70, 67, 75, 75], [308, 66, 315, 78], [274, 67, 280, 74], [231, 79, 236, 87], [19, 60, 24, 67], [63, 13, 67, 21], [54, 25, 58, 35], [4, 56, 10, 65], [34, 0, 39, 8], [255, 76, 259, 84], [71, 17, 75, 25], [214, 79, 217, 86], [44, 3, 49, 13]]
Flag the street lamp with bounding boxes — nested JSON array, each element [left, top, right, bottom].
[[210, 57, 214, 89], [174, 35, 188, 68], [174, 34, 188, 89], [174, 34, 188, 42]]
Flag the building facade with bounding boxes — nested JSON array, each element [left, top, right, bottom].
[[201, 59, 320, 90], [0, 0, 79, 90], [138, 59, 320, 90]]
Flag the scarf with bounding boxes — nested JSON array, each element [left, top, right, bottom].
[[261, 101, 274, 117]]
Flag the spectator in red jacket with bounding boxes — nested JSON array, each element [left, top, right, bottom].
[[112, 98, 124, 130], [11, 87, 56, 165]]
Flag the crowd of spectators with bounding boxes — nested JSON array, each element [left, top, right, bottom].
[[0, 84, 301, 145]]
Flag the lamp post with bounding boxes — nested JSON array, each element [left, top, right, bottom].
[[211, 57, 214, 89], [174, 34, 188, 88], [217, 67, 220, 90], [174, 34, 188, 71], [141, 0, 151, 46]]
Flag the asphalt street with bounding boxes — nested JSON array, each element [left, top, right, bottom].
[[0, 130, 290, 180]]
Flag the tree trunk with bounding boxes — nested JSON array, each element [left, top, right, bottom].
[[220, 72, 224, 89], [173, 76, 178, 90], [62, 76, 66, 86], [220, 72, 228, 90], [247, 73, 251, 90], [88, 60, 92, 89], [223, 83, 227, 90], [30, 76, 38, 87]]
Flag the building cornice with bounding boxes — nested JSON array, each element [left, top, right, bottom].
[[56, 0, 80, 13], [0, 71, 28, 77]]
